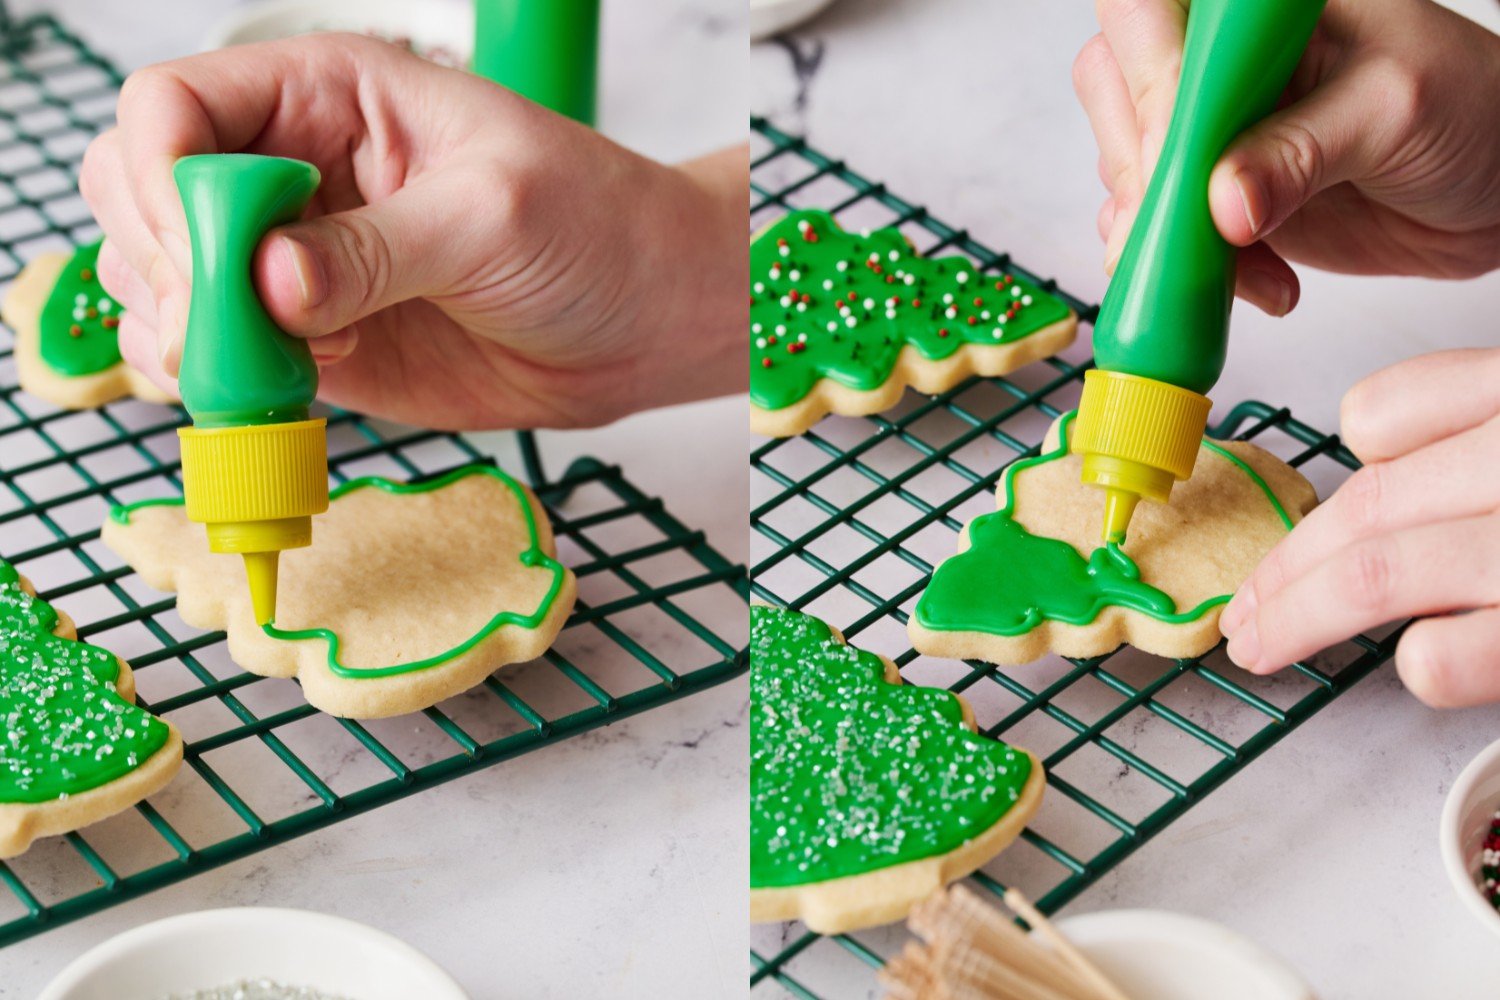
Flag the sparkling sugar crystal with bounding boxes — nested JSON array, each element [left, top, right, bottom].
[[750, 606, 1032, 887]]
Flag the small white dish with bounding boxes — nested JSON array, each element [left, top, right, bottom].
[[1054, 910, 1315, 1000], [202, 0, 472, 67], [38, 907, 469, 1000], [1440, 735, 1500, 941], [750, 0, 839, 42]]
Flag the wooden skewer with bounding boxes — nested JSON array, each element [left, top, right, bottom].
[[943, 942, 1087, 1000], [881, 885, 1134, 1000], [935, 889, 1098, 996], [1003, 889, 1131, 1000]]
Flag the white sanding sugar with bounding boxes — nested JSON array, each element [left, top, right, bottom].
[[163, 979, 354, 1000]]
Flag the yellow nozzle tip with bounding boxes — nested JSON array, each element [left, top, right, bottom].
[[242, 551, 280, 626], [1101, 489, 1140, 545]]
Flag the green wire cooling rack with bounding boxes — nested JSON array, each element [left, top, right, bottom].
[[0, 13, 748, 947], [748, 116, 1403, 998]]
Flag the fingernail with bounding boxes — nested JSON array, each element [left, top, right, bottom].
[[1273, 279, 1292, 317], [1220, 587, 1252, 636], [1234, 169, 1268, 238], [1104, 206, 1133, 274], [158, 293, 184, 374], [161, 230, 192, 276], [278, 235, 327, 311], [159, 331, 181, 375], [1238, 268, 1293, 318], [1225, 619, 1260, 670], [311, 326, 358, 363]]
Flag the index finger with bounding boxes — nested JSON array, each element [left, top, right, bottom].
[[1341, 348, 1500, 465], [112, 35, 378, 275], [1094, 0, 1187, 177]]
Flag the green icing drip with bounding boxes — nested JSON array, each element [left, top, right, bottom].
[[38, 239, 124, 377], [915, 411, 1294, 636], [750, 210, 1072, 411], [0, 558, 170, 803], [109, 465, 567, 680], [750, 605, 1033, 888]]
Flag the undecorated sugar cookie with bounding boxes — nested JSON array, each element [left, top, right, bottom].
[[749, 210, 1077, 437], [0, 558, 183, 858], [909, 411, 1318, 664], [102, 465, 577, 719], [2, 239, 176, 410], [750, 604, 1045, 934]]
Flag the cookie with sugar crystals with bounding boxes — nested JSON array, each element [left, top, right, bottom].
[[750, 604, 1044, 934], [0, 558, 182, 858]]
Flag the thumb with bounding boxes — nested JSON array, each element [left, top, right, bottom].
[[1208, 68, 1391, 247], [253, 174, 480, 338]]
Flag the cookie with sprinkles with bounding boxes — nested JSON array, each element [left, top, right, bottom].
[[0, 558, 183, 858], [750, 604, 1044, 934], [2, 239, 176, 410], [749, 210, 1077, 437]]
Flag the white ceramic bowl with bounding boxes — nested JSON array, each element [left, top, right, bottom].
[[1054, 910, 1315, 1000], [1440, 735, 1500, 941], [202, 0, 472, 66], [750, 0, 840, 42], [38, 908, 469, 1000]]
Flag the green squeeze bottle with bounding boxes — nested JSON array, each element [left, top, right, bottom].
[[1072, 0, 1326, 545], [472, 0, 602, 125], [174, 154, 328, 626]]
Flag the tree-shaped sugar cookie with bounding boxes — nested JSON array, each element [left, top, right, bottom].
[[751, 604, 1045, 934], [0, 558, 182, 858], [750, 210, 1077, 437], [909, 412, 1319, 664], [102, 465, 576, 719], [2, 239, 176, 409]]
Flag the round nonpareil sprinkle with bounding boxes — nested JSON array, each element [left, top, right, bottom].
[[748, 210, 1073, 412]]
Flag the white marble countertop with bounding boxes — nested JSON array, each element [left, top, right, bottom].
[[6, 1, 748, 998], [754, 2, 1500, 998]]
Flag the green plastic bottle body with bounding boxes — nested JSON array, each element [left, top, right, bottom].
[[175, 155, 321, 428], [1092, 0, 1326, 395], [472, 0, 601, 125]]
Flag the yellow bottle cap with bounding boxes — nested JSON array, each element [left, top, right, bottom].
[[1072, 370, 1211, 543], [178, 417, 329, 624]]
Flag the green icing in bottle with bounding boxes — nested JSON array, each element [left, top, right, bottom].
[[749, 210, 1072, 412], [751, 604, 1034, 888], [0, 559, 171, 803], [915, 412, 1295, 636], [38, 239, 124, 377], [174, 155, 321, 428], [1091, 0, 1326, 395]]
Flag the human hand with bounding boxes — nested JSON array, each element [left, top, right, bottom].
[[1073, 0, 1500, 317], [1219, 348, 1500, 707], [81, 34, 746, 430]]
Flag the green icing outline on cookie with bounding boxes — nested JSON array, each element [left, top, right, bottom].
[[109, 464, 567, 680], [751, 604, 1034, 888], [0, 558, 171, 803], [38, 239, 125, 377], [749, 209, 1073, 411], [914, 411, 1294, 636]]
